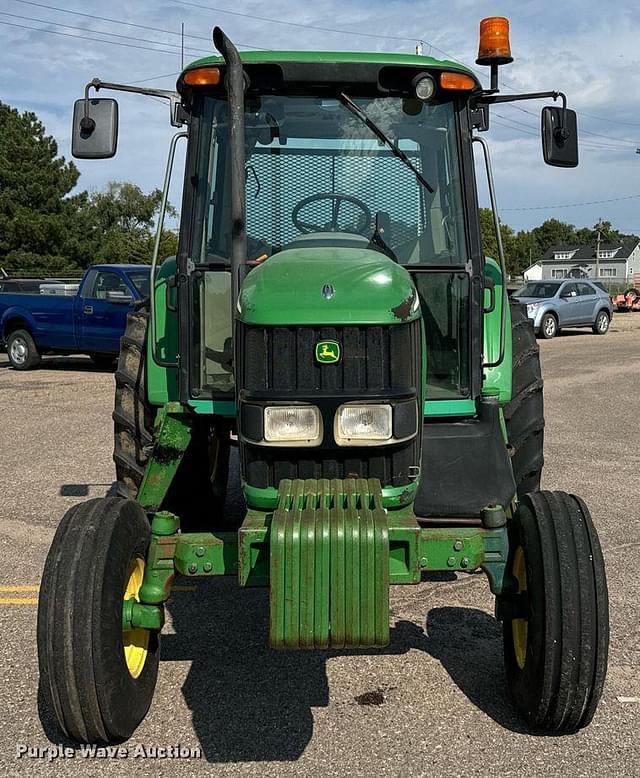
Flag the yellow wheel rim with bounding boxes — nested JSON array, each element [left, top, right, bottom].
[[511, 546, 528, 670], [123, 557, 149, 679]]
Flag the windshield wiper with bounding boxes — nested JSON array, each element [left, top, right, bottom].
[[339, 92, 434, 194]]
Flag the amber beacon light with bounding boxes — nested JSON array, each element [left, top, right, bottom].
[[476, 16, 513, 65]]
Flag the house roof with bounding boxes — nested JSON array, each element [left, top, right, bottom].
[[540, 240, 639, 262]]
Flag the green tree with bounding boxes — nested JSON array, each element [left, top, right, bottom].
[[479, 207, 517, 274], [529, 218, 577, 256], [0, 102, 84, 274], [83, 182, 178, 265]]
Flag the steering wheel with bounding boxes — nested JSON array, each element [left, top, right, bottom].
[[292, 193, 371, 236]]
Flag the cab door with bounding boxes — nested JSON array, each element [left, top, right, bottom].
[[77, 269, 135, 353], [557, 282, 581, 325]]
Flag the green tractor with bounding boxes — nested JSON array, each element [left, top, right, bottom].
[[38, 17, 608, 743]]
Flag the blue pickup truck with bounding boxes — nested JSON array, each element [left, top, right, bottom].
[[0, 264, 150, 369]]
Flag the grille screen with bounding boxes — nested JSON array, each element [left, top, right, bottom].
[[240, 320, 421, 395]]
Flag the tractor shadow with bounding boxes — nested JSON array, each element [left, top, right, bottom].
[[161, 592, 536, 763]]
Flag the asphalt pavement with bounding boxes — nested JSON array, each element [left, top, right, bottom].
[[1, 315, 639, 777]]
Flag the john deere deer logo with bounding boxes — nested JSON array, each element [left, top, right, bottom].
[[315, 340, 340, 364]]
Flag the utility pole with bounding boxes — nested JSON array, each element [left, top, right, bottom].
[[595, 218, 602, 281], [181, 22, 184, 71]]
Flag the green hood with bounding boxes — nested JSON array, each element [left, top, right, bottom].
[[238, 247, 419, 326]]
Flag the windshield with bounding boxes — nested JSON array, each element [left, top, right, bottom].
[[191, 94, 468, 266], [125, 269, 151, 298], [515, 282, 561, 299]]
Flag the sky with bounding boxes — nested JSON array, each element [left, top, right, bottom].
[[1, 0, 640, 236]]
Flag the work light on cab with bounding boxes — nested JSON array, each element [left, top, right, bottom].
[[412, 73, 436, 101]]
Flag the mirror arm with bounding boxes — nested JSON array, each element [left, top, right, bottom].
[[82, 78, 184, 128], [472, 90, 569, 136]]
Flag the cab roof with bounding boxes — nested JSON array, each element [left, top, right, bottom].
[[178, 49, 480, 93]]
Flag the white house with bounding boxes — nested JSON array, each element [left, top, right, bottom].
[[524, 241, 640, 281]]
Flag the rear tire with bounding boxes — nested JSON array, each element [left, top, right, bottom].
[[7, 328, 40, 370], [504, 303, 544, 497], [113, 307, 156, 499], [499, 491, 609, 733], [112, 306, 230, 528], [37, 497, 159, 743]]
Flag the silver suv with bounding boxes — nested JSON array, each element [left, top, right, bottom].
[[513, 280, 613, 339]]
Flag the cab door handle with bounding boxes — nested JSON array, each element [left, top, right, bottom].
[[84, 305, 93, 315]]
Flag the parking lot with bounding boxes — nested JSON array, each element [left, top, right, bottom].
[[1, 315, 639, 777]]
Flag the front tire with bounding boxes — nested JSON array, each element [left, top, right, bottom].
[[592, 310, 610, 335], [539, 313, 557, 339], [37, 497, 159, 743], [7, 328, 40, 370], [499, 491, 609, 733]]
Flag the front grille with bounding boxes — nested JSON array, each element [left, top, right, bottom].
[[237, 319, 422, 492], [239, 320, 421, 395]]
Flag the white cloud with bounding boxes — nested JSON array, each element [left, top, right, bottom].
[[2, 0, 640, 233]]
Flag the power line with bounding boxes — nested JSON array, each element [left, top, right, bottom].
[[492, 113, 635, 152], [8, 0, 267, 49], [0, 19, 196, 55], [1, 11, 210, 54], [500, 193, 640, 212], [131, 72, 181, 84], [171, 0, 426, 43], [11, 0, 209, 41]]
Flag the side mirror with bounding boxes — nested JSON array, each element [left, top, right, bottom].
[[72, 98, 119, 159], [542, 106, 578, 168]]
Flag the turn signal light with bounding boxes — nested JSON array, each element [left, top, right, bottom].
[[476, 16, 513, 65], [183, 67, 221, 86], [440, 72, 476, 91]]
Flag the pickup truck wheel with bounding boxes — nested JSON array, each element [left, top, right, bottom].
[[7, 329, 41, 370]]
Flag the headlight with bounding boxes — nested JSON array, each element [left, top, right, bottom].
[[335, 404, 392, 445], [264, 406, 321, 444], [526, 303, 539, 316]]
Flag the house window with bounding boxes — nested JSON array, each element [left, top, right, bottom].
[[554, 252, 574, 260], [597, 250, 618, 259], [601, 268, 617, 277], [551, 268, 566, 279]]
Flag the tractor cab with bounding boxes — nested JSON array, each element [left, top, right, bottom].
[[180, 60, 477, 407]]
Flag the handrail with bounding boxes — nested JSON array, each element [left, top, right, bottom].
[[150, 131, 187, 368], [473, 135, 506, 369]]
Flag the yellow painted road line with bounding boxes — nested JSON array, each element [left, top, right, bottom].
[[0, 597, 39, 605], [0, 585, 40, 592]]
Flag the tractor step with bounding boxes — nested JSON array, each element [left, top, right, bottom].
[[269, 478, 389, 650]]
